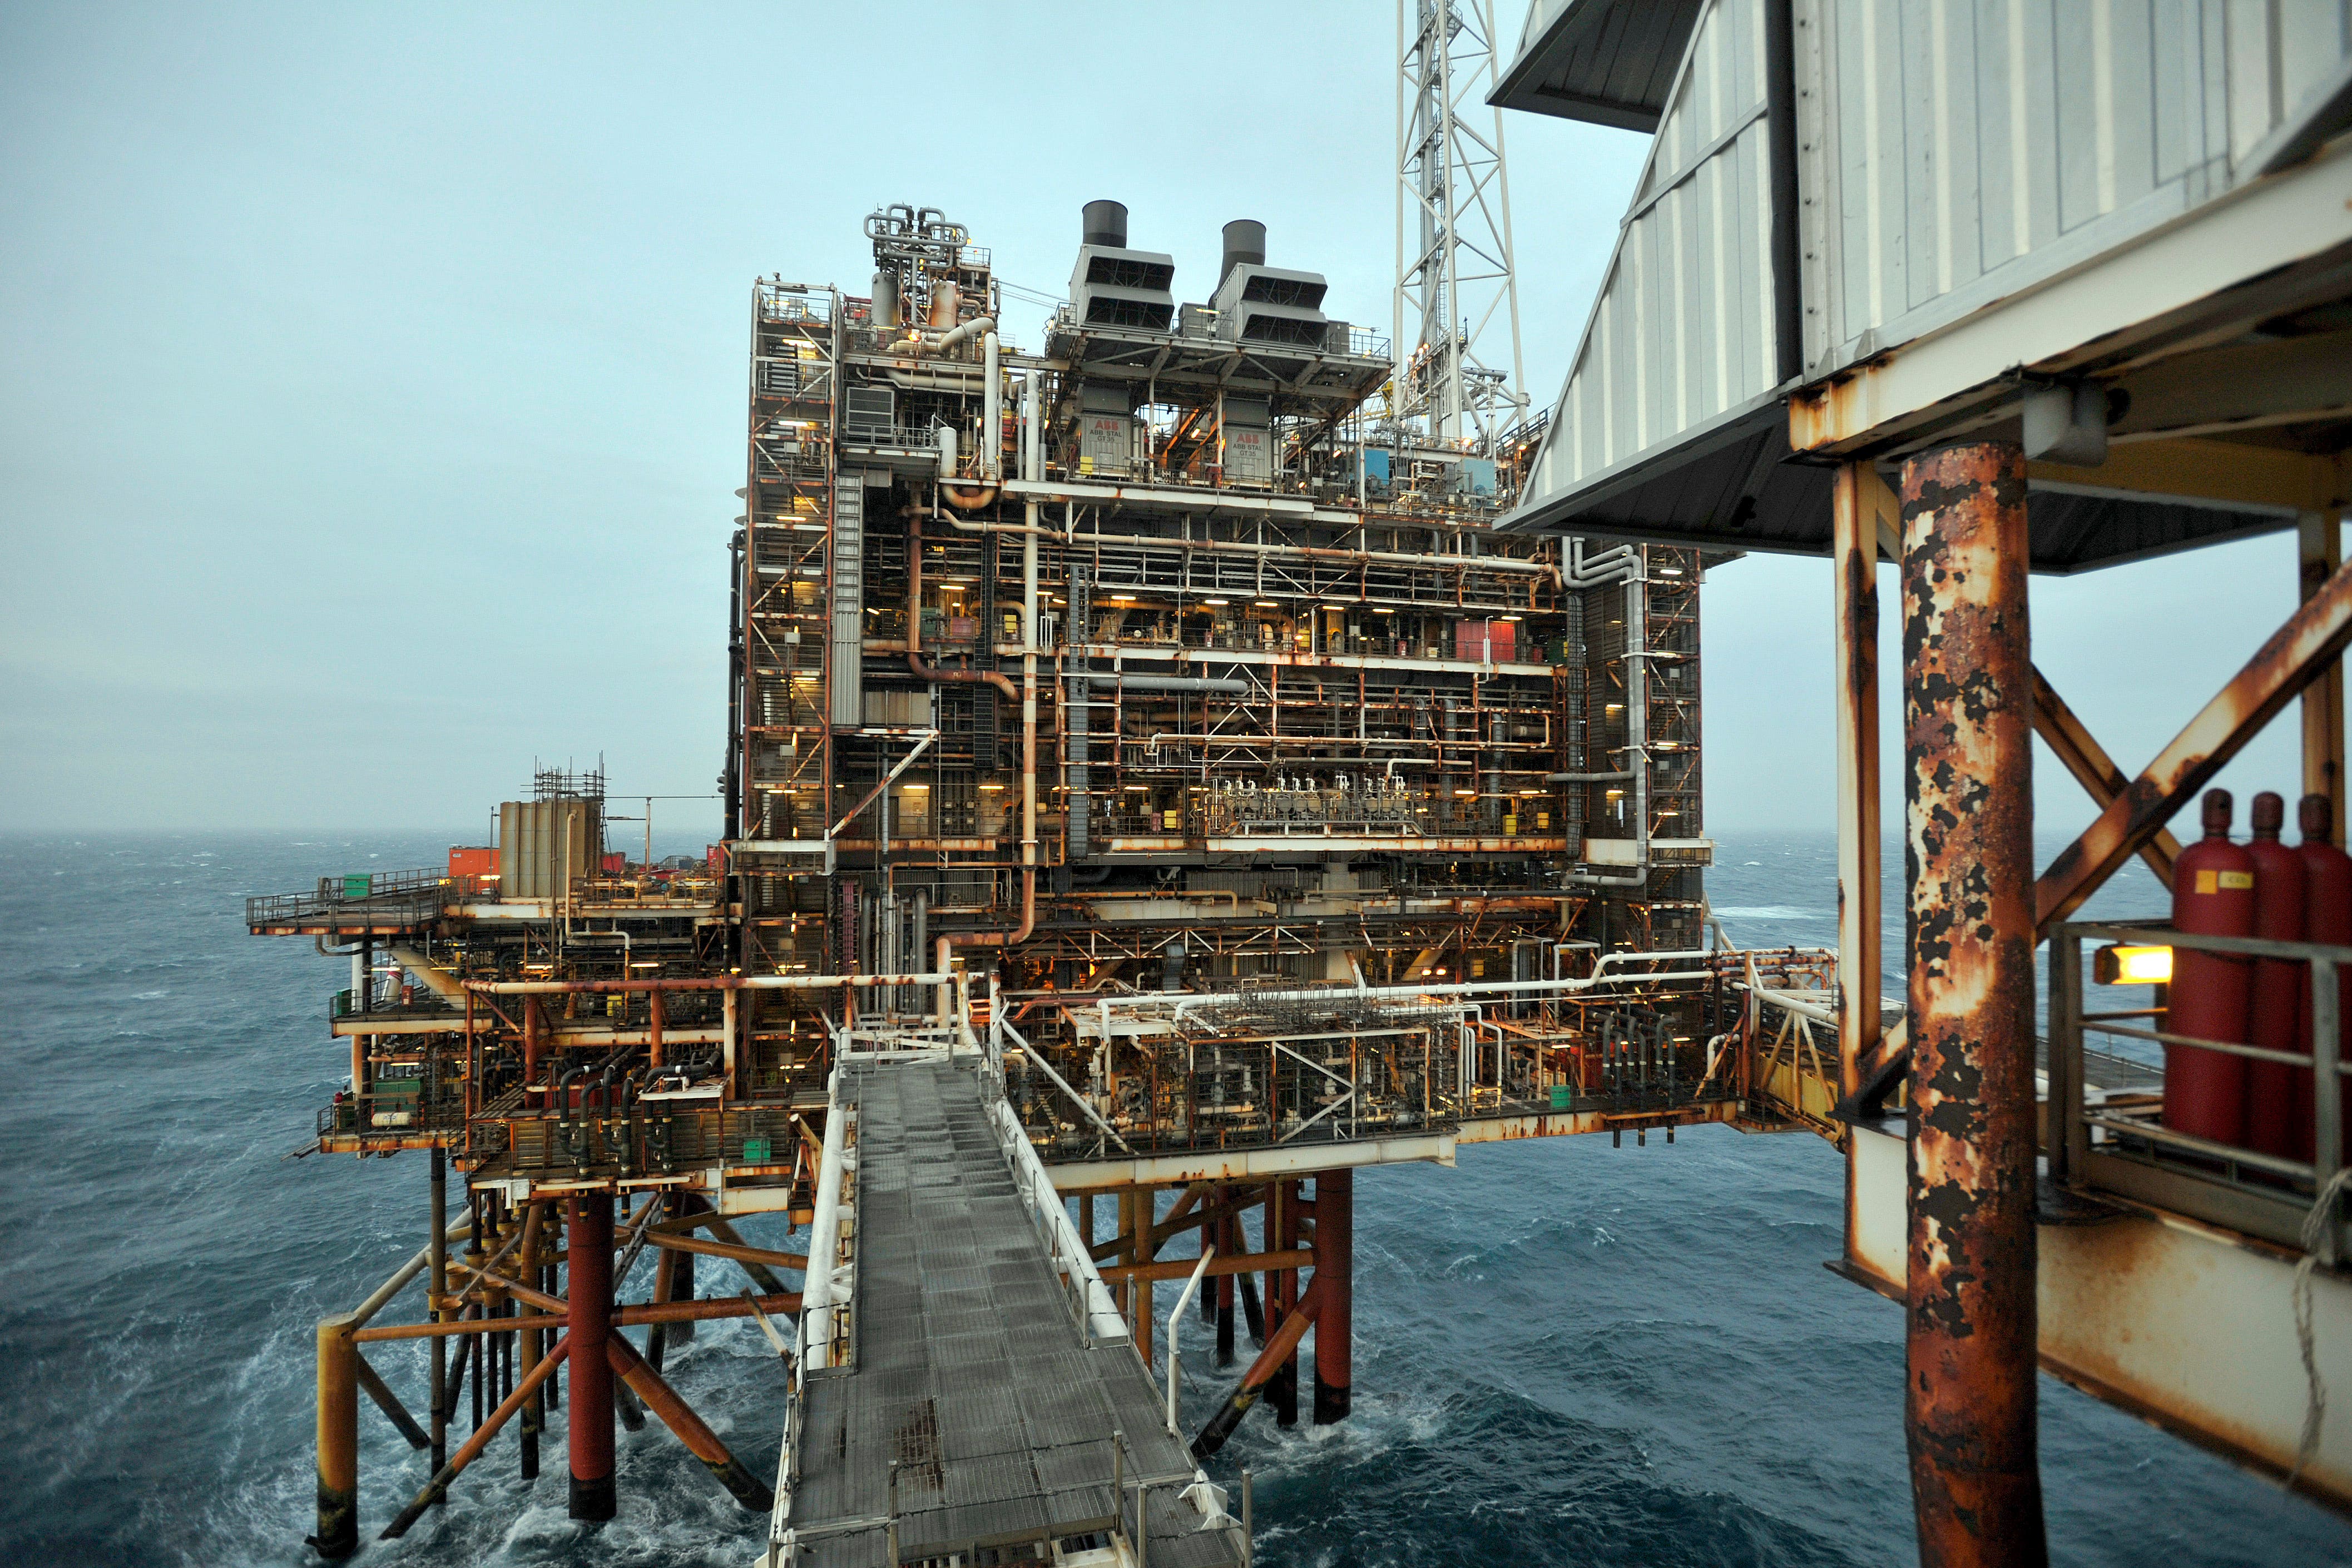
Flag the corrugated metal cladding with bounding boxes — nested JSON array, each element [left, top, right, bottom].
[[1504, 0, 2351, 557], [1523, 0, 1779, 514], [1798, 0, 2352, 379], [498, 799, 600, 899]]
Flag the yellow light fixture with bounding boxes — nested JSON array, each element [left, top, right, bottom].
[[2094, 945, 2173, 986], [1254, 599, 1278, 608], [1204, 598, 1227, 606]]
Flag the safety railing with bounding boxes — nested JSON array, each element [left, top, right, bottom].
[[246, 869, 454, 929], [2049, 919, 2349, 1261]]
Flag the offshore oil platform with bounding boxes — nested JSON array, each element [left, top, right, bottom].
[[249, 3, 2352, 1565]]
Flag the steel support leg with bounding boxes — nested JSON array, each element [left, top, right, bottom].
[[1900, 441, 2047, 1568], [428, 1146, 448, 1493], [1311, 1170, 1352, 1425], [1215, 1209, 1236, 1368], [671, 1191, 699, 1343], [567, 1194, 617, 1521], [313, 1314, 359, 1559], [1270, 1182, 1297, 1427]]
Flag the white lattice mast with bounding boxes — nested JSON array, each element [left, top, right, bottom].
[[1393, 0, 1527, 454]]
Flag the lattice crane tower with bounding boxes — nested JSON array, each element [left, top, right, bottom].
[[1394, 0, 1527, 453]]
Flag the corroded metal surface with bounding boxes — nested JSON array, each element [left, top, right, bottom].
[[1900, 442, 2048, 1567]]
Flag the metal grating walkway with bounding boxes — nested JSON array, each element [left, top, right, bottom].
[[786, 1057, 1239, 1568]]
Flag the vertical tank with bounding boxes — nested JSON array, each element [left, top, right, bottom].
[[2296, 794, 2352, 1161], [2244, 791, 2306, 1158], [2166, 788, 2255, 1145]]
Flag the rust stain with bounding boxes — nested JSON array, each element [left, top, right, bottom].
[[1902, 443, 2048, 1567]]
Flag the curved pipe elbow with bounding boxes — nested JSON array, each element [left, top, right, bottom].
[[940, 483, 1001, 511], [935, 314, 997, 353]]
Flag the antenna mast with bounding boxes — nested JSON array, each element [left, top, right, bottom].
[[1393, 0, 1527, 454]]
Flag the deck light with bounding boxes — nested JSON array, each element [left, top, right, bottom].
[[2094, 945, 2173, 985]]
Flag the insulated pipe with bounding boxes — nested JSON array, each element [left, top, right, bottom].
[[1087, 673, 1251, 694], [1023, 369, 1042, 484], [1191, 1271, 1326, 1459], [1564, 538, 1640, 585], [983, 333, 1001, 480], [935, 313, 996, 354], [803, 1077, 850, 1368], [936, 425, 958, 479], [566, 1194, 616, 1520]]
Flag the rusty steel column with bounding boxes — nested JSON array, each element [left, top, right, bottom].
[[313, 1313, 359, 1559], [1215, 1208, 1237, 1367], [670, 1190, 700, 1344], [1269, 1181, 1298, 1427], [567, 1193, 617, 1521], [1833, 462, 1887, 1099], [1899, 440, 2047, 1568], [1311, 1169, 1353, 1425]]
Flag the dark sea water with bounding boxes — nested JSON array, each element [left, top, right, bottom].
[[4, 832, 2350, 1566]]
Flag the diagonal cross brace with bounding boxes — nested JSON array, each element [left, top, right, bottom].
[[2037, 555, 2352, 933], [2030, 663, 2182, 890]]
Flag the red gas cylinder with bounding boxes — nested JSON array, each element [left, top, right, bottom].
[[2295, 793, 2352, 1162], [2167, 788, 2255, 1145], [2244, 791, 2306, 1158]]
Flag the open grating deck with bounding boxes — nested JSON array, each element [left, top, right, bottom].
[[779, 1056, 1241, 1568]]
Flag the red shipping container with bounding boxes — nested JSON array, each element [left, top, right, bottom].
[[448, 846, 499, 879], [602, 851, 627, 874], [1453, 619, 1514, 663], [705, 843, 725, 870]]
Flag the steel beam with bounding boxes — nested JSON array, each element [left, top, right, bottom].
[[2037, 554, 2352, 930], [2305, 512, 2347, 827]]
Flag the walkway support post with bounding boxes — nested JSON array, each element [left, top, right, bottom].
[[567, 1193, 617, 1521], [1899, 440, 2047, 1567]]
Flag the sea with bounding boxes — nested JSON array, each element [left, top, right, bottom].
[[4, 831, 2350, 1567]]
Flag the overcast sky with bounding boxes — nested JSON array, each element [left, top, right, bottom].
[[0, 2, 2328, 845]]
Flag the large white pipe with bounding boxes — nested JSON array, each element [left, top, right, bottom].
[[802, 1070, 852, 1368], [935, 313, 996, 353], [982, 333, 1001, 480], [1097, 966, 1722, 1013]]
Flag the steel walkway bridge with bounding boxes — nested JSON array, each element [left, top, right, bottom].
[[761, 1045, 1244, 1568]]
